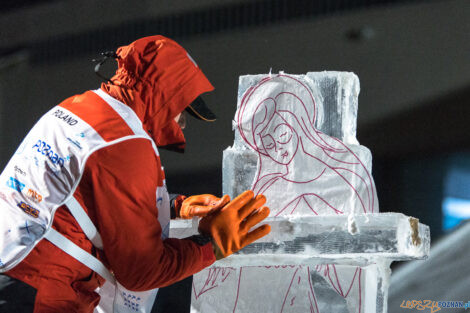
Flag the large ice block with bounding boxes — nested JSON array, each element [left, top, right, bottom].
[[171, 71, 430, 313], [234, 72, 360, 147], [170, 213, 430, 266], [224, 72, 373, 203]]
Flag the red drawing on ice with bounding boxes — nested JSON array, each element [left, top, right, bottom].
[[194, 74, 372, 312], [192, 267, 236, 299], [236, 74, 377, 215]]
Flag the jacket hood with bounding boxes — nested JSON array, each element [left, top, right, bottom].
[[101, 35, 214, 151]]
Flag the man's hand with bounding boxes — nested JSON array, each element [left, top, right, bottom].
[[178, 194, 231, 219], [198, 190, 271, 260]]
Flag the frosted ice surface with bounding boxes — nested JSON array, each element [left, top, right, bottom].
[[190, 263, 390, 313], [233, 72, 360, 147], [222, 148, 258, 202], [222, 144, 373, 209], [200, 72, 378, 313], [225, 72, 377, 215], [305, 72, 360, 145], [173, 72, 430, 313]]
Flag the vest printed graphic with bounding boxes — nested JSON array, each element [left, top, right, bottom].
[[0, 89, 170, 312]]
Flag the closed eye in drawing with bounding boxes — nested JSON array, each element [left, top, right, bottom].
[[274, 124, 293, 144]]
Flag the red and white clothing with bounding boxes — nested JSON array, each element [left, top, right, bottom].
[[3, 35, 216, 312]]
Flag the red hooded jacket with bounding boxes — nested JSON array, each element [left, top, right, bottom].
[[7, 36, 216, 313]]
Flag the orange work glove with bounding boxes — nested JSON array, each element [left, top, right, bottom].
[[178, 194, 231, 219], [198, 190, 271, 259]]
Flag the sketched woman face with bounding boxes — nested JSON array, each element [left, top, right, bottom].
[[259, 113, 299, 165]]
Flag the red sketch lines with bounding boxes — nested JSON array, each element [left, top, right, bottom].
[[280, 267, 300, 312], [192, 267, 235, 299], [308, 267, 320, 313], [280, 267, 320, 313], [193, 74, 373, 312], [236, 74, 378, 215], [234, 74, 372, 312], [344, 268, 360, 298], [233, 267, 243, 313]]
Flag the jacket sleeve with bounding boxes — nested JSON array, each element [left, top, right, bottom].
[[77, 138, 215, 291]]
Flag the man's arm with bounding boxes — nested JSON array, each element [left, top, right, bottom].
[[79, 138, 215, 291]]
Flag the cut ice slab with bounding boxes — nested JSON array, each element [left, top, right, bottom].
[[170, 213, 430, 267], [222, 144, 373, 202], [234, 72, 361, 147]]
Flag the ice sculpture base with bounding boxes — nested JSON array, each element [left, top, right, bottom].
[[170, 213, 427, 313], [191, 262, 391, 313]]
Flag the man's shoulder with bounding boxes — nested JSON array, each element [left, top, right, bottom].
[[91, 138, 158, 165]]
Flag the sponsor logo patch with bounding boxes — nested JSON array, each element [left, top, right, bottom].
[[32, 139, 66, 167], [14, 165, 26, 176], [52, 109, 78, 126], [26, 188, 42, 203], [17, 201, 40, 218], [7, 177, 25, 192]]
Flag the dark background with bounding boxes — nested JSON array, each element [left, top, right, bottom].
[[0, 0, 469, 312]]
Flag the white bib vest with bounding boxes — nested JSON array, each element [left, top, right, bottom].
[[0, 89, 170, 312]]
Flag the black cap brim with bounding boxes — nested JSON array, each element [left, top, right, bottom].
[[185, 97, 216, 122]]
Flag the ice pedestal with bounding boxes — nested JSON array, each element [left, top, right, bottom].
[[171, 72, 430, 313], [170, 214, 429, 313], [189, 263, 388, 313]]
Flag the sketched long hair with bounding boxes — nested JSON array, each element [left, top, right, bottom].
[[236, 74, 377, 214]]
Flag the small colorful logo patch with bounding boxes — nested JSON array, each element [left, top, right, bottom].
[[7, 177, 25, 192], [26, 188, 43, 203], [17, 201, 40, 218]]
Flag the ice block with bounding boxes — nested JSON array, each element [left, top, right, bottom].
[[224, 72, 373, 203], [171, 213, 429, 266], [189, 263, 391, 313], [170, 72, 430, 313], [234, 72, 360, 146]]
